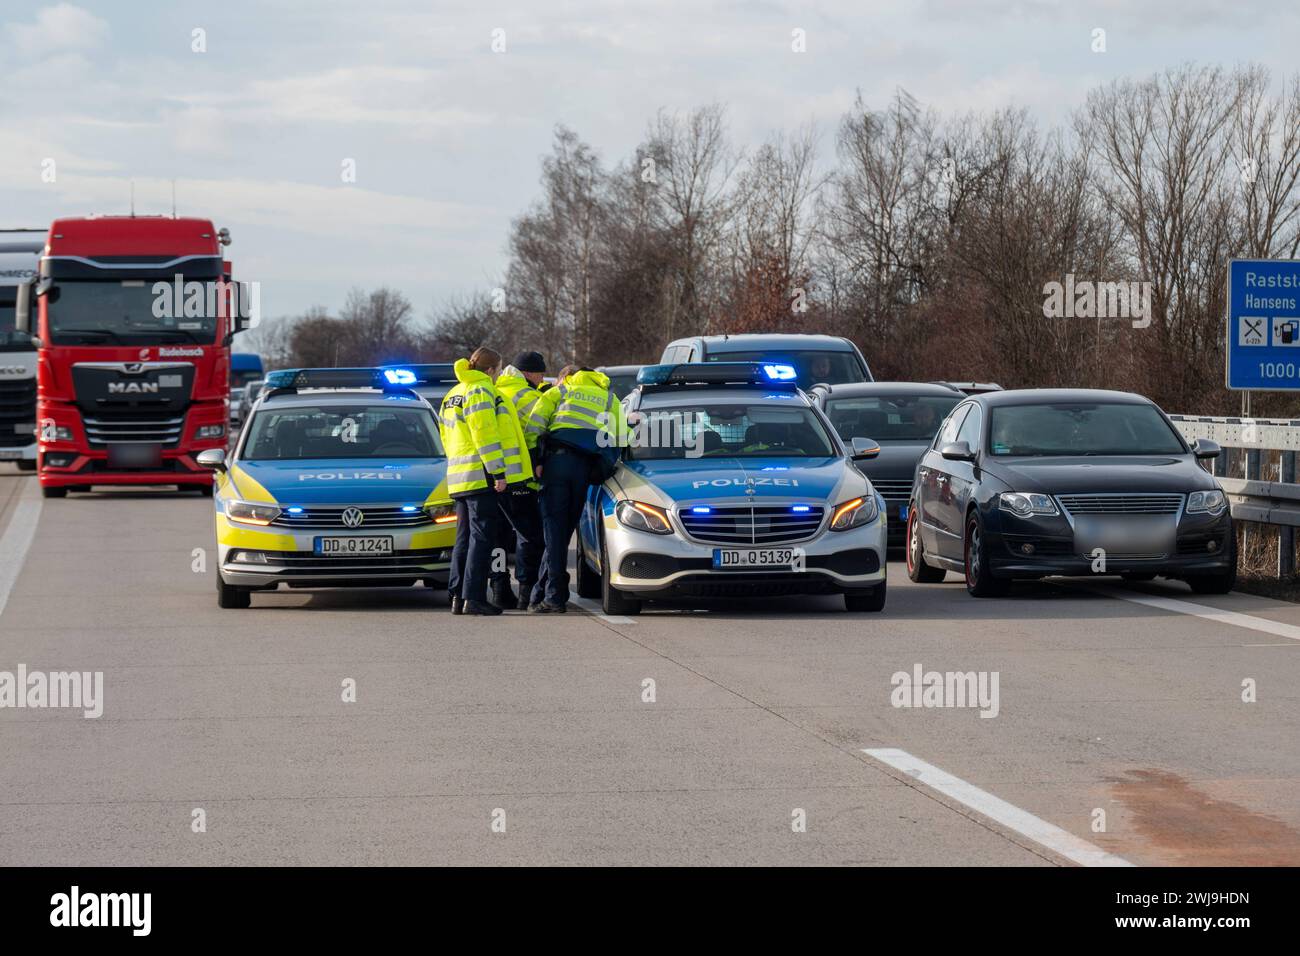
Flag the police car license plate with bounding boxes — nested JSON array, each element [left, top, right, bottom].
[[713, 548, 797, 569], [314, 536, 394, 556]]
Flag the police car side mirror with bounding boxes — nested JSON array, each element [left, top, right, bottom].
[[196, 448, 227, 472], [851, 437, 880, 460], [1192, 438, 1221, 460], [940, 441, 975, 462]]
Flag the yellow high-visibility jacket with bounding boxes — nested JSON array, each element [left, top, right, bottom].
[[439, 359, 532, 497], [544, 369, 627, 455]]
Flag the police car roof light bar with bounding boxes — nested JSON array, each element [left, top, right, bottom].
[[636, 362, 800, 391], [378, 363, 458, 385], [263, 367, 423, 396]]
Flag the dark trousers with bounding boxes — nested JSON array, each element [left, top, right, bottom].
[[538, 449, 592, 606], [496, 485, 545, 599], [447, 492, 503, 604]]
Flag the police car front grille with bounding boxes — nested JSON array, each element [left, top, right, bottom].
[[271, 507, 433, 529], [83, 413, 185, 448], [678, 505, 825, 544], [870, 479, 913, 501]]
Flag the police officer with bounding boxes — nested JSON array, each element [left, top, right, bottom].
[[531, 366, 626, 613], [492, 352, 552, 609], [439, 347, 533, 616]]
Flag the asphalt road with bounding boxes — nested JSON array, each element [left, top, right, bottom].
[[1, 470, 1298, 866]]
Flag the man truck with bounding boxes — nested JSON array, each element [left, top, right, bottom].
[[15, 216, 249, 497]]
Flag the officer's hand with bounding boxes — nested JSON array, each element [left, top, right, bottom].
[[494, 478, 507, 493], [535, 465, 543, 479]]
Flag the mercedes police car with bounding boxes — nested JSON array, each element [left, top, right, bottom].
[[574, 362, 888, 615], [197, 367, 457, 608]]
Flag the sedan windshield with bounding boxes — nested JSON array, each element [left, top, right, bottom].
[[627, 401, 837, 460], [705, 350, 866, 386], [988, 403, 1186, 456], [825, 394, 960, 442], [243, 404, 444, 460]]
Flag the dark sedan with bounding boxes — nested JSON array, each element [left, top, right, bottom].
[[905, 389, 1235, 596], [810, 382, 963, 548]]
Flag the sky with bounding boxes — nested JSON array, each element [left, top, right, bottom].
[[0, 0, 1295, 322]]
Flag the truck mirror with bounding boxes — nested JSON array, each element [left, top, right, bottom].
[[14, 280, 32, 334]]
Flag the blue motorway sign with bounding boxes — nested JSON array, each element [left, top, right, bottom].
[[1227, 259, 1300, 390]]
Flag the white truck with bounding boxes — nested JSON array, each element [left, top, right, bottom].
[[0, 229, 44, 470]]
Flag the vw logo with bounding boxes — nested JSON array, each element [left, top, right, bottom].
[[341, 507, 365, 528]]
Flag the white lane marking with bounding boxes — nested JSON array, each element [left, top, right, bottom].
[[1098, 587, 1300, 642], [571, 596, 637, 625], [0, 480, 42, 620], [862, 748, 1133, 867]]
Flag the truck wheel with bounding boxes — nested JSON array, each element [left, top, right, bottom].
[[906, 508, 946, 583], [16, 460, 35, 472], [41, 485, 67, 499], [575, 535, 601, 599], [600, 535, 640, 616], [964, 510, 1010, 597], [216, 573, 251, 609], [845, 582, 886, 612], [187, 483, 214, 496]]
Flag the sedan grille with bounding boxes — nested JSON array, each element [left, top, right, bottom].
[[271, 506, 432, 529], [678, 505, 824, 544], [869, 478, 913, 502], [1057, 493, 1183, 515]]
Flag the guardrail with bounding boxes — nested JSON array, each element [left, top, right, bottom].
[[1171, 415, 1300, 576]]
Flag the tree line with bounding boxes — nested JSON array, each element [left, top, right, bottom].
[[242, 63, 1300, 415]]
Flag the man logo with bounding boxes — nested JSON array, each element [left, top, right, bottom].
[[341, 507, 365, 528], [123, 363, 144, 374]]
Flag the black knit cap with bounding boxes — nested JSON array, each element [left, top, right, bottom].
[[512, 351, 546, 373]]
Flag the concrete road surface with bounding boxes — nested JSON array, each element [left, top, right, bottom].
[[1, 472, 1298, 866]]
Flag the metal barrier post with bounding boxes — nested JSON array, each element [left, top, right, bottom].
[[1246, 448, 1261, 481], [1282, 451, 1296, 578]]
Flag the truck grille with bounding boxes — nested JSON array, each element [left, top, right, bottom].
[[271, 506, 432, 530], [1057, 493, 1183, 515], [0, 377, 37, 448], [870, 478, 913, 502], [83, 413, 185, 448], [678, 504, 824, 544]]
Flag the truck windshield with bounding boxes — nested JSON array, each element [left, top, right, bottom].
[[0, 293, 35, 351], [47, 280, 221, 346], [242, 404, 445, 460], [705, 350, 866, 387]]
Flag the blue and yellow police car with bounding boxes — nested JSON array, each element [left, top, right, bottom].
[[574, 362, 888, 615], [197, 367, 457, 608]]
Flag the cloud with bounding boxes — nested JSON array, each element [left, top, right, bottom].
[[4, 3, 109, 59]]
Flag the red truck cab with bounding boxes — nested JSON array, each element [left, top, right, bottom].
[[18, 216, 248, 497]]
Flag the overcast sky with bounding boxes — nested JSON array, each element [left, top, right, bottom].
[[1, 0, 1294, 321]]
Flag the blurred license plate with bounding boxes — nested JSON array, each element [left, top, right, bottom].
[[107, 443, 161, 469], [713, 548, 796, 568], [0, 450, 21, 460], [315, 536, 393, 556]]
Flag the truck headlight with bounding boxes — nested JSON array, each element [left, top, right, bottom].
[[425, 503, 458, 524], [616, 500, 673, 535], [1187, 489, 1226, 516], [224, 499, 281, 526], [998, 492, 1058, 517], [830, 495, 878, 531], [197, 424, 226, 440]]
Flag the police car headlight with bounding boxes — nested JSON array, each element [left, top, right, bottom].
[[830, 495, 878, 531], [616, 500, 673, 535], [425, 503, 458, 524], [225, 499, 280, 526], [998, 492, 1058, 517], [1187, 489, 1226, 516]]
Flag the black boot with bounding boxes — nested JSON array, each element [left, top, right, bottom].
[[516, 584, 534, 611], [490, 579, 516, 610], [451, 596, 464, 615], [464, 599, 503, 616]]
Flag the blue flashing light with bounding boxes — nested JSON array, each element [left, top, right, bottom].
[[401, 505, 418, 512], [636, 364, 675, 385], [763, 363, 797, 381], [383, 368, 416, 385], [791, 505, 811, 513], [691, 506, 712, 514], [286, 506, 304, 514]]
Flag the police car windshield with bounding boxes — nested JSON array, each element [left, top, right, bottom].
[[243, 404, 444, 460], [705, 350, 864, 386], [988, 403, 1185, 456], [825, 394, 960, 442], [627, 403, 836, 460]]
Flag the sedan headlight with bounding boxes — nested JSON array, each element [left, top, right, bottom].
[[425, 502, 458, 524], [830, 495, 879, 531], [998, 492, 1058, 517], [616, 500, 673, 535], [1187, 489, 1227, 516], [224, 499, 281, 526]]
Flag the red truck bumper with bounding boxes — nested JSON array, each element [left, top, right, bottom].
[[38, 450, 216, 489]]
